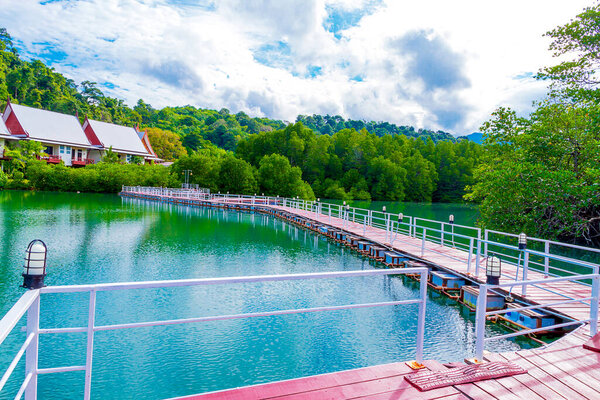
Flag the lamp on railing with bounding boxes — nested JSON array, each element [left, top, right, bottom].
[[486, 255, 501, 285], [449, 215, 454, 224], [22, 240, 47, 289], [398, 213, 404, 222], [317, 198, 320, 202], [518, 233, 527, 250], [343, 201, 346, 206], [383, 206, 386, 212]]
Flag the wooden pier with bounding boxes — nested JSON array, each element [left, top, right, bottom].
[[120, 189, 600, 400], [175, 326, 600, 399]]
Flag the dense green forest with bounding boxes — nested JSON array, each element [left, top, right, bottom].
[[466, 4, 600, 246], [236, 123, 481, 202]]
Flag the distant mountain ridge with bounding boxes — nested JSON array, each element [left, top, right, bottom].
[[296, 114, 458, 142], [457, 132, 483, 144]]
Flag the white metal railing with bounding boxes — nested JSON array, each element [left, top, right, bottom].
[[0, 268, 429, 400], [474, 272, 600, 361], [120, 187, 600, 291]]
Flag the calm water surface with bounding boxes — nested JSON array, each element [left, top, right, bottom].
[[0, 191, 526, 399]]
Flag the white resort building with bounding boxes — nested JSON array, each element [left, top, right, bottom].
[[0, 115, 13, 161], [1, 100, 160, 166]]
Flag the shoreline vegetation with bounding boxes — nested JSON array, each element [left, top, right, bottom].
[[1, 3, 599, 246]]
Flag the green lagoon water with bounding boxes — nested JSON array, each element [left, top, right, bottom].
[[0, 191, 527, 400]]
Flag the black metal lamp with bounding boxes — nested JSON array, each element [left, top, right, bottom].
[[383, 206, 386, 212], [486, 256, 501, 285], [398, 213, 404, 222], [449, 214, 454, 224], [22, 240, 47, 289], [518, 233, 527, 250]]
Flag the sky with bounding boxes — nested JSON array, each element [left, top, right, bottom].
[[0, 0, 592, 135]]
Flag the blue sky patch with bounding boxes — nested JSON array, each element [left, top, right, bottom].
[[324, 0, 382, 39], [253, 41, 292, 69], [306, 65, 322, 78], [165, 0, 216, 11], [514, 72, 534, 80], [350, 75, 363, 82]]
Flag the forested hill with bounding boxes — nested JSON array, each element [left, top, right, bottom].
[[296, 115, 456, 142]]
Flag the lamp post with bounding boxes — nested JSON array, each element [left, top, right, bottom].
[[346, 204, 350, 227], [518, 232, 529, 292], [22, 240, 47, 289], [182, 170, 192, 188], [518, 233, 527, 250], [486, 255, 501, 285]]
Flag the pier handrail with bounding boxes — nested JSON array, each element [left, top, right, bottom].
[[0, 268, 429, 400], [474, 272, 600, 361], [120, 186, 600, 293]]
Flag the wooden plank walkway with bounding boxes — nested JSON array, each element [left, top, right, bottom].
[[269, 205, 595, 322], [121, 192, 600, 400]]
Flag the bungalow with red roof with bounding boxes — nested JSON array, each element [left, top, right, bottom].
[[2, 101, 94, 166], [137, 129, 162, 164], [82, 118, 154, 164]]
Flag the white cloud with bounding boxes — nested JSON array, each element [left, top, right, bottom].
[[0, 0, 591, 134]]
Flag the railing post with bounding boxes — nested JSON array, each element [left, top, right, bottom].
[[24, 291, 40, 400], [385, 215, 389, 243], [591, 266, 599, 336], [421, 228, 426, 257], [475, 239, 481, 277], [416, 269, 428, 364], [475, 284, 487, 361], [522, 251, 529, 296], [441, 223, 445, 247], [84, 290, 97, 400], [544, 241, 550, 277], [467, 238, 473, 274], [484, 230, 489, 259]]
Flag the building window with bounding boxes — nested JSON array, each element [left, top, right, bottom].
[[59, 145, 71, 155], [126, 154, 132, 163], [44, 146, 53, 155]]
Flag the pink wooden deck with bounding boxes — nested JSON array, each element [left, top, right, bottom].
[[172, 326, 600, 400]]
